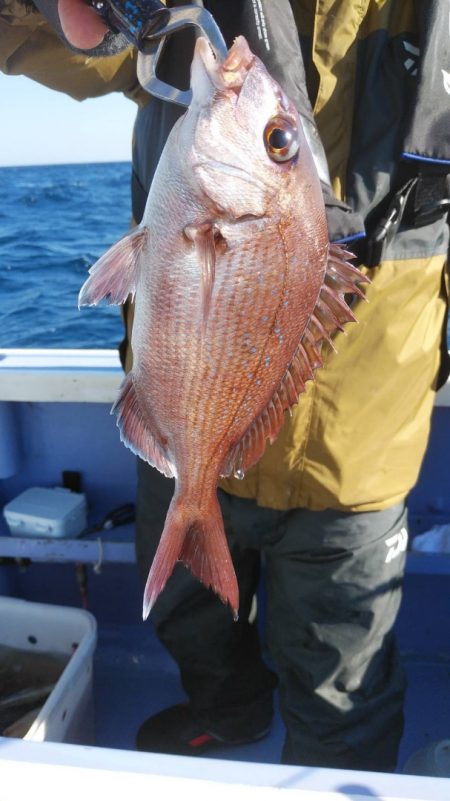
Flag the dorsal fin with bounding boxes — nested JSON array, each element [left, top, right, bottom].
[[78, 226, 147, 307], [221, 243, 369, 479]]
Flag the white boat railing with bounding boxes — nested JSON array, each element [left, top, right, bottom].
[[1, 348, 450, 407], [1, 736, 449, 801], [0, 349, 122, 403]]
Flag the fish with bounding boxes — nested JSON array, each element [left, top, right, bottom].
[[79, 35, 367, 621]]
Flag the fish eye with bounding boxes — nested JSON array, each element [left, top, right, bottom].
[[264, 116, 299, 162]]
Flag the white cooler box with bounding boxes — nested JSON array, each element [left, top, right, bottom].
[[3, 487, 87, 538], [0, 597, 97, 744]]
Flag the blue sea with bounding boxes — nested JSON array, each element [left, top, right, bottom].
[[0, 162, 132, 349], [2, 163, 449, 352]]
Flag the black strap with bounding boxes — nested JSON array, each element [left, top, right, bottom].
[[413, 173, 450, 228], [365, 179, 417, 268], [363, 172, 450, 268]]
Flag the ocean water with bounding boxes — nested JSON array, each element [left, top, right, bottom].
[[2, 162, 449, 352], [0, 162, 132, 349]]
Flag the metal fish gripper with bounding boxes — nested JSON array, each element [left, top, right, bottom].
[[88, 0, 227, 107]]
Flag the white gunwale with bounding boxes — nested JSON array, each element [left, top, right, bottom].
[[1, 348, 450, 407]]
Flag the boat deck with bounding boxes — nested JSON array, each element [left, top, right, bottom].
[[3, 550, 449, 773], [92, 613, 450, 771]]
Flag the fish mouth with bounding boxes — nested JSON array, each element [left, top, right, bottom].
[[194, 35, 256, 95]]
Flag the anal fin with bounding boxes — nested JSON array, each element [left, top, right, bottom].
[[221, 392, 285, 480], [112, 374, 175, 478]]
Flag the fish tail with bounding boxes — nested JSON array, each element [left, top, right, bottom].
[[142, 490, 239, 621]]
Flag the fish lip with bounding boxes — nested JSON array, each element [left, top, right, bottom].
[[193, 35, 255, 95]]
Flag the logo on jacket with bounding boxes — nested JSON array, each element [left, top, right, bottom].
[[385, 527, 408, 563]]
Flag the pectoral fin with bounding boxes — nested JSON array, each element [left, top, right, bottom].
[[184, 222, 217, 321], [78, 226, 148, 307]]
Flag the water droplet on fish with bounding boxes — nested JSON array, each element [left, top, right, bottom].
[[234, 468, 245, 480]]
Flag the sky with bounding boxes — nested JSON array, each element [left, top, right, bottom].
[[0, 72, 138, 167]]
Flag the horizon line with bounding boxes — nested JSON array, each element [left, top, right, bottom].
[[0, 159, 132, 169]]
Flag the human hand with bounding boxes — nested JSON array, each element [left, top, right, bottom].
[[31, 0, 130, 55]]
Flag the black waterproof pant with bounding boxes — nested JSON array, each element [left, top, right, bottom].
[[136, 459, 407, 772]]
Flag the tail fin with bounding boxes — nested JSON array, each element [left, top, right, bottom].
[[143, 491, 239, 620]]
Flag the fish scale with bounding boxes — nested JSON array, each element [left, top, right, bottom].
[[79, 35, 368, 619]]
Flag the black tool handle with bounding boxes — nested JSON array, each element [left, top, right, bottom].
[[91, 0, 170, 47]]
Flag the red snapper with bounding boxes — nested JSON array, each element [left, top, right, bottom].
[[79, 36, 367, 620]]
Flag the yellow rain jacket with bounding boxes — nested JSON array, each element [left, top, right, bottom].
[[1, 0, 448, 514]]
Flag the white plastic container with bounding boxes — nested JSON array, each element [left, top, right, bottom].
[[3, 487, 87, 538], [0, 597, 97, 744]]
